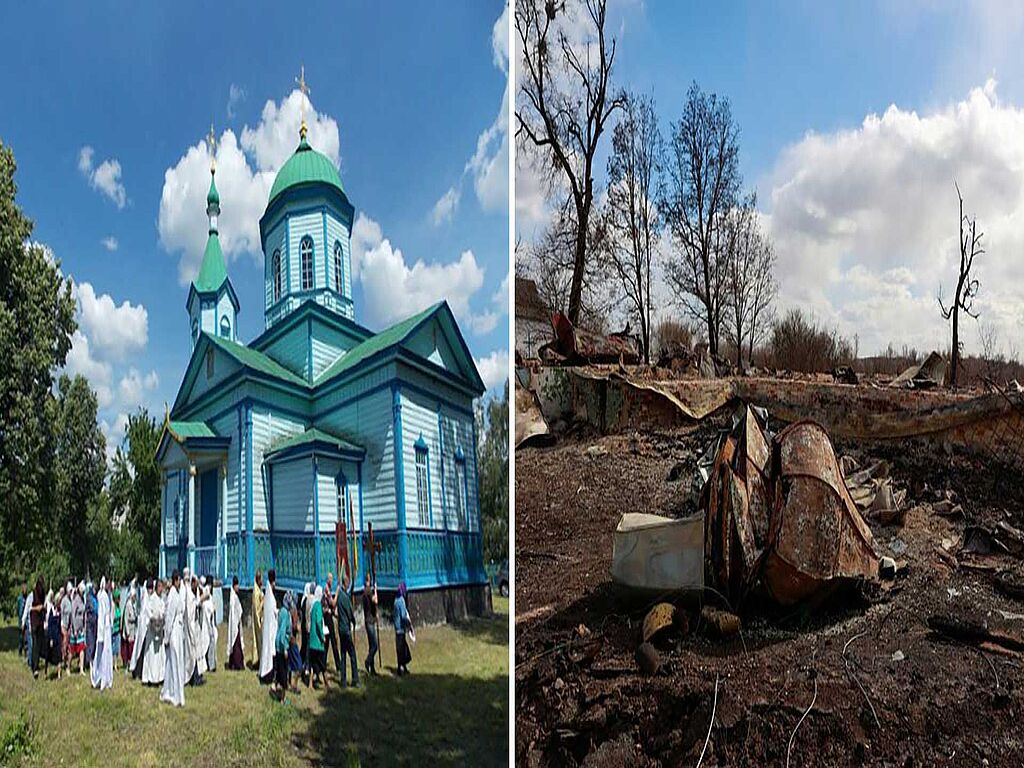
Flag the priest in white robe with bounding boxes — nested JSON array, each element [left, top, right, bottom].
[[142, 581, 166, 685], [258, 569, 278, 684], [160, 572, 185, 707], [203, 586, 217, 672], [90, 578, 113, 690], [129, 580, 152, 678], [226, 576, 245, 670]]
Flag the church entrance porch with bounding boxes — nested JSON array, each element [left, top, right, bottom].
[[156, 419, 230, 580]]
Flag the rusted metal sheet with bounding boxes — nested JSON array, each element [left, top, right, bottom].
[[701, 410, 879, 607], [762, 421, 879, 605], [703, 406, 773, 604], [515, 381, 552, 449], [550, 312, 640, 364], [890, 351, 946, 389]]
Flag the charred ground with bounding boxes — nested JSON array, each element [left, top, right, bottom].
[[515, 417, 1024, 767]]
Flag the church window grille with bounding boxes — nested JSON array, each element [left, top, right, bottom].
[[220, 315, 230, 338], [192, 318, 199, 347], [333, 241, 343, 294], [272, 250, 282, 302], [300, 237, 314, 291], [415, 447, 430, 527]]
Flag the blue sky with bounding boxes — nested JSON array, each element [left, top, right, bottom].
[[0, 2, 509, 452], [517, 0, 1024, 359]]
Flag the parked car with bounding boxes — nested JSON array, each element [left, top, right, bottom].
[[496, 559, 509, 597]]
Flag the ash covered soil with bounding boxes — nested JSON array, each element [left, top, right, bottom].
[[515, 416, 1024, 767]]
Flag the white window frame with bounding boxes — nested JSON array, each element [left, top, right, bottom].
[[415, 447, 430, 527], [333, 241, 343, 294], [300, 237, 314, 291]]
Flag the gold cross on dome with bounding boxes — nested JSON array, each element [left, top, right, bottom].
[[296, 65, 311, 138], [207, 123, 217, 171]]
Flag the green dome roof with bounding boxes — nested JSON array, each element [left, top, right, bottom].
[[268, 137, 344, 206], [207, 174, 220, 206], [193, 232, 227, 293]]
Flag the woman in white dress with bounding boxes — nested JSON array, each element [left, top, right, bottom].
[[203, 586, 218, 672], [160, 572, 185, 707], [90, 578, 113, 691], [142, 580, 166, 685]]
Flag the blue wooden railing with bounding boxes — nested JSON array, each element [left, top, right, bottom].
[[213, 528, 485, 592]]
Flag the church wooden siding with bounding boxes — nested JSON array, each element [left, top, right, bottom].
[[324, 213, 354, 319], [288, 210, 325, 289], [263, 219, 287, 315], [314, 385, 396, 532], [251, 406, 306, 531], [216, 292, 236, 340], [211, 409, 240, 536], [399, 388, 445, 530], [439, 404, 480, 532], [259, 321, 309, 381], [270, 456, 314, 531]]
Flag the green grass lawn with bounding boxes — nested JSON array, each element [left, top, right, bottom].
[[0, 605, 508, 768]]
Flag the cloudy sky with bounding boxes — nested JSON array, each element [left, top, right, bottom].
[[0, 2, 509, 456], [517, 0, 1024, 359]]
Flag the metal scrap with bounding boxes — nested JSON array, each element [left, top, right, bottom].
[[548, 311, 640, 365], [890, 351, 946, 389], [702, 406, 880, 607]]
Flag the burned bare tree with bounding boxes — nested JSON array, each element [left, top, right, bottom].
[[603, 91, 662, 364], [662, 83, 742, 358], [515, 0, 624, 326], [522, 201, 614, 332], [721, 194, 777, 369], [938, 183, 983, 388]]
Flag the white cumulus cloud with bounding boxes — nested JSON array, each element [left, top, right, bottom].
[[64, 330, 113, 409], [763, 79, 1024, 356], [474, 349, 509, 391], [352, 213, 498, 335], [430, 4, 508, 224], [73, 281, 148, 361], [118, 367, 159, 409], [159, 89, 341, 286], [78, 146, 127, 209], [100, 236, 118, 252]]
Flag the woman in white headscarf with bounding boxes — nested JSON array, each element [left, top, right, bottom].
[[90, 578, 113, 690], [142, 580, 167, 684], [226, 576, 244, 670], [70, 582, 86, 675], [203, 585, 217, 672]]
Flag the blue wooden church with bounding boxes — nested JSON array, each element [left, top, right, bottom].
[[156, 111, 488, 614]]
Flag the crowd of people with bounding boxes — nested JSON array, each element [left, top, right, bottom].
[[16, 567, 415, 707]]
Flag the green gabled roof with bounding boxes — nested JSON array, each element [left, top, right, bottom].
[[168, 420, 215, 439], [266, 427, 362, 457], [203, 332, 310, 387], [268, 136, 344, 206], [193, 232, 227, 293], [314, 301, 442, 385]]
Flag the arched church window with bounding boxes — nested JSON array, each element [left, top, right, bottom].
[[220, 315, 230, 338], [300, 236, 314, 291], [333, 241, 343, 294], [272, 249, 282, 302], [192, 318, 199, 347]]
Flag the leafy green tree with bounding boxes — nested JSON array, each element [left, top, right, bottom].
[[109, 409, 161, 578], [52, 374, 107, 576], [0, 141, 77, 601], [476, 382, 509, 563]]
